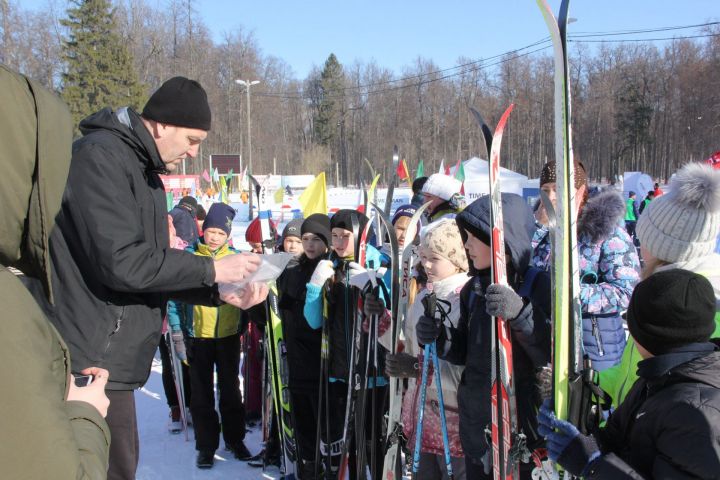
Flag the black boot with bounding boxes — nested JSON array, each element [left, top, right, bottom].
[[196, 450, 215, 469], [228, 440, 253, 460]]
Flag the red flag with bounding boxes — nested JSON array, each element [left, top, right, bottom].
[[396, 158, 410, 180], [444, 162, 451, 176]]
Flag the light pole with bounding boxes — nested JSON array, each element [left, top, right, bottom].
[[235, 79, 260, 220]]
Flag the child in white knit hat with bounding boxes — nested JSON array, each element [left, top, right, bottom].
[[421, 173, 464, 222], [600, 161, 720, 407]]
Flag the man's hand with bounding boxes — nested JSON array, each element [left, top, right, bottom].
[[67, 367, 110, 418], [214, 252, 262, 284], [220, 282, 269, 310]]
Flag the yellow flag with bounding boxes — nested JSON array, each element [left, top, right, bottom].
[[367, 173, 381, 200], [274, 187, 284, 204], [299, 172, 327, 217], [219, 175, 228, 203]]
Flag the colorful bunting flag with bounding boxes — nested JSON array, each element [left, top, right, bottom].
[[415, 159, 425, 179]]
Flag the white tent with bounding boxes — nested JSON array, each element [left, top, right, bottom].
[[449, 157, 528, 199]]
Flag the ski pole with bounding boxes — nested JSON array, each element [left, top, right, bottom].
[[412, 343, 432, 474], [431, 342, 454, 479]]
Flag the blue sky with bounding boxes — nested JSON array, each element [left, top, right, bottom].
[[24, 0, 720, 78]]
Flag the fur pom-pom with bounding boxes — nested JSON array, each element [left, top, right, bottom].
[[670, 162, 720, 212]]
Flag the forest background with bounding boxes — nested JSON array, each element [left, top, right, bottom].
[[2, 0, 719, 185]]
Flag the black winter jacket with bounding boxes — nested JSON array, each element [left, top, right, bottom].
[[277, 255, 323, 389], [49, 107, 218, 390], [587, 342, 720, 479], [438, 193, 551, 463]]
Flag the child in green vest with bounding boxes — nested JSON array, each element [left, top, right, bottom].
[[169, 202, 253, 468]]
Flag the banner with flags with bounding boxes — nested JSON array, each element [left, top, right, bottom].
[[213, 168, 220, 182], [415, 159, 425, 179], [202, 169, 211, 183], [298, 172, 328, 217], [438, 159, 445, 175]]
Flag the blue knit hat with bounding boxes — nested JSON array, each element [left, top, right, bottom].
[[392, 204, 417, 225], [203, 202, 235, 235]]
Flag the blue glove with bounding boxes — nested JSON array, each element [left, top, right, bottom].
[[537, 399, 601, 477]]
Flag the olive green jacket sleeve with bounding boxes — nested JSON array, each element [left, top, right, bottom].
[[0, 270, 110, 479]]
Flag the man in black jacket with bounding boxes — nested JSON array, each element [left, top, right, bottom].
[[49, 76, 268, 480], [539, 269, 720, 479]]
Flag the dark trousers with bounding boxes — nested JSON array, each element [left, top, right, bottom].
[[106, 390, 139, 480], [187, 334, 246, 452], [625, 220, 636, 241], [290, 386, 320, 462], [158, 335, 190, 408]]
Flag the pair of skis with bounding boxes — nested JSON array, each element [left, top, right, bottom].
[[381, 200, 431, 480], [254, 177, 299, 479], [470, 103, 529, 479]]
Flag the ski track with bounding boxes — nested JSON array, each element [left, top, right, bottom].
[[135, 354, 281, 479]]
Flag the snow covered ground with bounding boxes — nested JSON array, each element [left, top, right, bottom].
[[135, 354, 280, 480]]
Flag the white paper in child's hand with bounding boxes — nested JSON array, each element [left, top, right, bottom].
[[218, 252, 295, 296]]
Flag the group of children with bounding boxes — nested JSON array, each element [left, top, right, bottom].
[[160, 160, 720, 479]]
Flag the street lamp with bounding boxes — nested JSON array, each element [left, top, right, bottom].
[[235, 79, 260, 220]]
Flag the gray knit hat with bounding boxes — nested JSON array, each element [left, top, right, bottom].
[[636, 162, 720, 263]]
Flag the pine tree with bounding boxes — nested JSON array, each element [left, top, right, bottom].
[[313, 53, 344, 146], [61, 0, 145, 127]]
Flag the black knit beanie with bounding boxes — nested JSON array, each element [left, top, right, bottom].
[[142, 76, 212, 131], [281, 218, 304, 242], [627, 269, 716, 355], [302, 213, 331, 247], [177, 195, 198, 216], [202, 202, 235, 235], [330, 209, 369, 234]]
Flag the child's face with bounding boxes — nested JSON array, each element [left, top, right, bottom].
[[419, 246, 458, 283], [204, 227, 228, 251], [393, 216, 412, 249], [283, 236, 303, 256], [302, 233, 327, 260], [332, 228, 354, 259], [464, 230, 491, 270], [425, 193, 445, 213]]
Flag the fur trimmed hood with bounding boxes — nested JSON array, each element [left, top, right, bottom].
[[578, 190, 626, 244]]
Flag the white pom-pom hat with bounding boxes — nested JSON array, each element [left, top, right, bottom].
[[637, 162, 720, 262]]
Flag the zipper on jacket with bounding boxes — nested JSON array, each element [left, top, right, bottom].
[[591, 316, 605, 356], [103, 306, 125, 355]]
